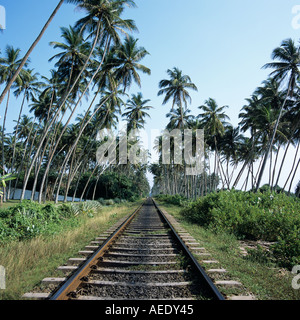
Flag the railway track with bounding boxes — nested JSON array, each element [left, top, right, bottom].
[[24, 198, 226, 300]]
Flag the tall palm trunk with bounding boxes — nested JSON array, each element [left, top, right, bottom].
[[288, 156, 300, 195], [2, 90, 10, 175], [7, 89, 27, 200], [256, 78, 293, 191], [283, 140, 300, 191], [1, 90, 11, 201]]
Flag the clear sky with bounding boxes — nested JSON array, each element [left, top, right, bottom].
[[0, 0, 300, 191]]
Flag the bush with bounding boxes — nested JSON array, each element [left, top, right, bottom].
[[105, 199, 115, 206], [272, 227, 300, 269], [0, 200, 102, 243], [180, 190, 300, 267]]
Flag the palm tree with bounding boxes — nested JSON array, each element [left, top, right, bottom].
[[0, 0, 65, 106], [112, 36, 151, 92], [219, 126, 244, 189], [0, 45, 29, 183], [123, 92, 152, 130], [198, 98, 230, 189], [166, 107, 194, 129], [21, 0, 138, 201], [256, 38, 300, 191], [158, 67, 197, 124], [7, 69, 42, 199], [49, 25, 91, 98]]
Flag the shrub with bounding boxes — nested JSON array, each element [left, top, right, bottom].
[[272, 227, 300, 269], [105, 199, 115, 206], [180, 190, 300, 267], [0, 200, 102, 243]]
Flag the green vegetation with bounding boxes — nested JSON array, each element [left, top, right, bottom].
[[0, 0, 151, 205], [0, 200, 142, 300], [157, 201, 300, 300], [0, 198, 131, 243], [158, 191, 300, 269]]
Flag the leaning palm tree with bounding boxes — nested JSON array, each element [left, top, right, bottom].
[[49, 25, 92, 99], [0, 0, 65, 106], [40, 37, 151, 203], [21, 0, 138, 201], [256, 38, 300, 191], [7, 69, 42, 199]]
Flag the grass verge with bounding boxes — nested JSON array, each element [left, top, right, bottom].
[[156, 201, 300, 300], [0, 200, 143, 300]]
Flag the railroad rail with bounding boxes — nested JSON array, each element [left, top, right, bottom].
[[24, 198, 226, 300]]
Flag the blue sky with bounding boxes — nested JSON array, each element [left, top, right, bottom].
[[0, 0, 300, 191]]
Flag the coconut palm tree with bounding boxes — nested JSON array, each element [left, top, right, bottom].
[[219, 126, 244, 188], [198, 98, 230, 189], [20, 0, 138, 201], [0, 0, 65, 106], [0, 45, 29, 185], [123, 92, 152, 130], [256, 38, 300, 191], [166, 107, 194, 130], [158, 67, 197, 124], [49, 25, 92, 99], [112, 36, 151, 92]]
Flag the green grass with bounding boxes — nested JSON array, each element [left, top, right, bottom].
[[157, 201, 300, 300], [0, 200, 143, 300], [0, 200, 19, 210]]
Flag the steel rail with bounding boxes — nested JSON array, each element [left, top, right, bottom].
[[152, 198, 225, 301], [49, 201, 145, 300], [49, 198, 224, 300]]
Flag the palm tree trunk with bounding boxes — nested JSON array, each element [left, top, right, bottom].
[[283, 140, 300, 191], [274, 141, 290, 188], [271, 145, 281, 190], [2, 90, 10, 175], [269, 150, 273, 186], [232, 161, 248, 189], [7, 90, 27, 200], [0, 0, 64, 107], [255, 77, 293, 191], [288, 156, 300, 195]]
